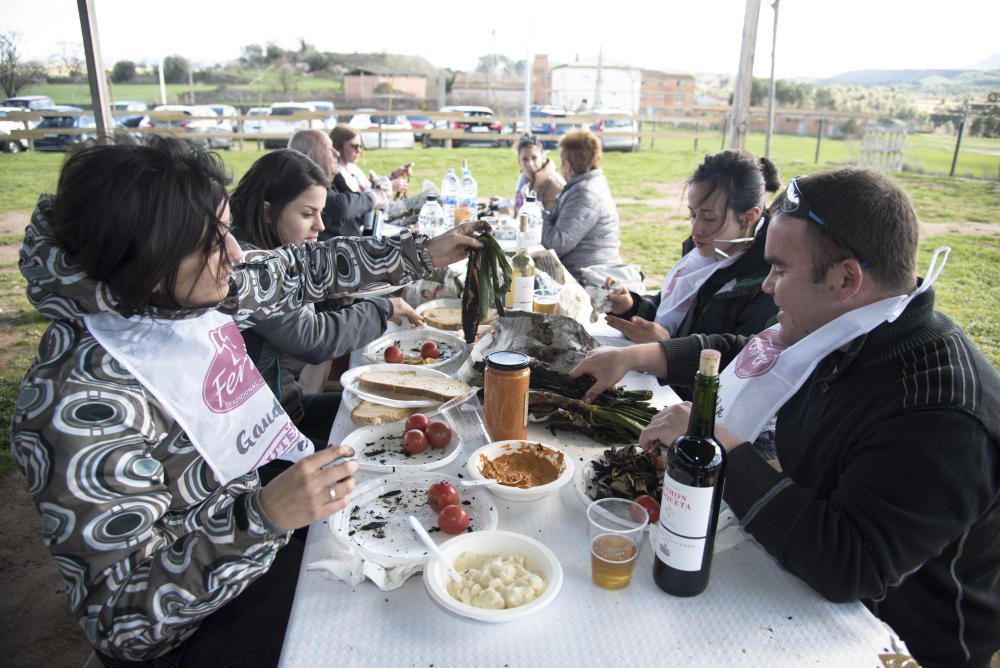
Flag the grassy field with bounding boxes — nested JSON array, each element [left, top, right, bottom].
[[0, 133, 997, 467], [20, 73, 343, 106]]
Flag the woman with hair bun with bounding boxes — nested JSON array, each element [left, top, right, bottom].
[[606, 149, 781, 344]]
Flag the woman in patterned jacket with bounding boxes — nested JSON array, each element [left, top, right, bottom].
[[231, 149, 423, 447], [10, 138, 480, 666]]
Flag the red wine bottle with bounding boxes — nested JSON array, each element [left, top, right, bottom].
[[652, 349, 727, 596]]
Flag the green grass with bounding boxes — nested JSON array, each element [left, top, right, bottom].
[[21, 75, 344, 107]]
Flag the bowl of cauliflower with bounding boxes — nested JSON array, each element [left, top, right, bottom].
[[422, 530, 563, 622]]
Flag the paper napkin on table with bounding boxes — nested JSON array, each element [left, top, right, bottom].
[[307, 534, 423, 591]]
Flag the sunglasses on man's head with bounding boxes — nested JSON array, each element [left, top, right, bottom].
[[780, 177, 871, 268]]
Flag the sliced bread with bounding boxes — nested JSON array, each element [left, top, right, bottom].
[[422, 307, 462, 330], [350, 400, 418, 425], [423, 306, 496, 330], [358, 370, 468, 402]]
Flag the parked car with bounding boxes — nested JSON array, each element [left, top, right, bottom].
[[529, 105, 573, 149], [2, 95, 55, 111], [303, 100, 337, 127], [110, 101, 148, 128], [33, 106, 122, 152], [261, 102, 333, 149], [589, 109, 639, 152], [2, 96, 55, 131], [208, 104, 239, 133], [242, 106, 270, 135], [425, 105, 509, 148], [349, 110, 415, 149], [0, 106, 31, 153], [406, 114, 433, 142], [141, 105, 232, 150]]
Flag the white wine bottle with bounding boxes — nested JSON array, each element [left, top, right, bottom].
[[510, 212, 535, 311], [652, 348, 727, 596]]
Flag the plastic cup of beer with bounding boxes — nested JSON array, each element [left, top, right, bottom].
[[533, 288, 560, 315], [587, 498, 648, 590]]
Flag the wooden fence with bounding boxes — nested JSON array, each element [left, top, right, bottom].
[[5, 106, 869, 151]]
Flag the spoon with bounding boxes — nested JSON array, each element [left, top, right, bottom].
[[460, 478, 499, 488], [408, 515, 462, 584]]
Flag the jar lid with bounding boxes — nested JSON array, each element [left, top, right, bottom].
[[485, 351, 530, 371]]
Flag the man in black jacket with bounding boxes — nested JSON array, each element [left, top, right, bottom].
[[573, 168, 1000, 667], [288, 129, 384, 237]]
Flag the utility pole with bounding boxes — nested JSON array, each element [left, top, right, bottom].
[[764, 0, 780, 158], [950, 103, 967, 177], [593, 46, 604, 110], [76, 0, 112, 143], [728, 0, 762, 150]]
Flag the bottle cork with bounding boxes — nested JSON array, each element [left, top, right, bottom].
[[698, 349, 721, 377]]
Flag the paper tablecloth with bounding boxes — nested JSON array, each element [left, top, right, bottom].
[[279, 354, 895, 667]]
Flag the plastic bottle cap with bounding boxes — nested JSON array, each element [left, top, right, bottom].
[[486, 351, 530, 371]]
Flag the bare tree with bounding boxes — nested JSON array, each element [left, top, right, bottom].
[[0, 32, 45, 97]]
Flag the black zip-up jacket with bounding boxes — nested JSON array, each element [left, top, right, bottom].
[[321, 181, 373, 238], [618, 218, 777, 340], [660, 289, 1000, 667]]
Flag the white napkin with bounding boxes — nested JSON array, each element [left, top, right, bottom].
[[307, 535, 423, 591]]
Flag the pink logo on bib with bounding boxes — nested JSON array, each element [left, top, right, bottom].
[[202, 323, 266, 413], [733, 328, 788, 379]]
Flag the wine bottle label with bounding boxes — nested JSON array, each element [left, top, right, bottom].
[[655, 477, 716, 571], [512, 276, 534, 310]]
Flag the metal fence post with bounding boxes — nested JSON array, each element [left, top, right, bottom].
[[949, 114, 965, 178], [814, 115, 824, 164]]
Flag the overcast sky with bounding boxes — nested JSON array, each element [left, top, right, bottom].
[[3, 0, 998, 79]]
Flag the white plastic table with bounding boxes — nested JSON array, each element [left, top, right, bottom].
[[279, 350, 894, 667]]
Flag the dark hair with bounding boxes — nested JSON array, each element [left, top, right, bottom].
[[230, 149, 328, 250], [517, 134, 541, 152], [688, 149, 781, 235], [329, 124, 360, 152], [771, 168, 918, 292], [51, 136, 231, 316], [559, 130, 601, 174]]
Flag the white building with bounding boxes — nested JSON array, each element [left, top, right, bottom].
[[549, 56, 642, 113]]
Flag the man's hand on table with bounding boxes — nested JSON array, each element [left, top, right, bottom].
[[389, 297, 424, 327], [638, 403, 744, 453], [259, 445, 359, 531], [606, 314, 670, 343], [426, 221, 486, 267]]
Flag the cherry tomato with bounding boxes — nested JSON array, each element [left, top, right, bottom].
[[632, 495, 660, 525], [403, 429, 428, 454], [405, 413, 430, 432], [438, 504, 470, 534], [384, 345, 404, 364], [427, 482, 460, 513], [425, 421, 453, 449], [647, 451, 665, 471], [420, 341, 441, 359]]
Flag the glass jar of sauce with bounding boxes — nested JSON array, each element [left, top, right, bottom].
[[484, 351, 530, 441]]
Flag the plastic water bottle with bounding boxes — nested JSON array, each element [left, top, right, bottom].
[[417, 195, 446, 238], [520, 193, 543, 246], [440, 168, 459, 228], [457, 162, 478, 224]]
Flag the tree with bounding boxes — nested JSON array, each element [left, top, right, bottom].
[[241, 44, 264, 66], [162, 55, 189, 84], [111, 60, 136, 84], [265, 43, 285, 63], [815, 88, 837, 110], [0, 32, 45, 97]]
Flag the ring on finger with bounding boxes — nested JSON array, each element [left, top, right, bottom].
[[328, 486, 337, 501]]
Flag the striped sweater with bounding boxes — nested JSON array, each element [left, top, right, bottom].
[[663, 289, 1000, 666]]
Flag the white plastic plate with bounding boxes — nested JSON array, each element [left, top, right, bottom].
[[330, 472, 499, 566]]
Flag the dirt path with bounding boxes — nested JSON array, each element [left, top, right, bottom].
[[0, 474, 92, 667]]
